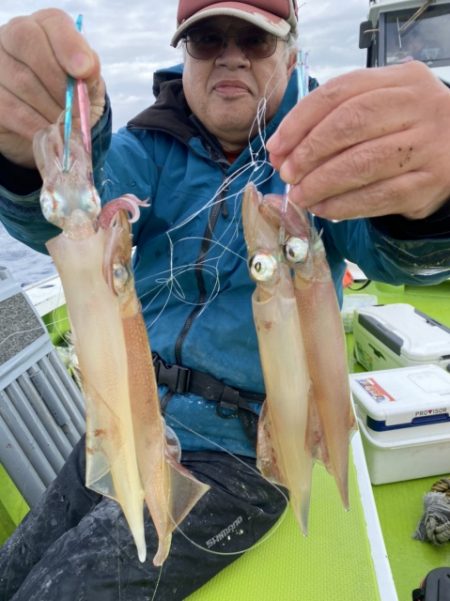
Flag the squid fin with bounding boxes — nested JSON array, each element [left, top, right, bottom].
[[257, 402, 312, 535], [151, 427, 210, 567]]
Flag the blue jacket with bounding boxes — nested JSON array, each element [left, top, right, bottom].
[[1, 65, 450, 457]]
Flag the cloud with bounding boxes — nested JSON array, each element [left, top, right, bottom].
[[300, 0, 368, 74], [0, 0, 370, 129]]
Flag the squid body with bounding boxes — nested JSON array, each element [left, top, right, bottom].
[[33, 121, 209, 566], [242, 184, 313, 532], [242, 183, 356, 532]]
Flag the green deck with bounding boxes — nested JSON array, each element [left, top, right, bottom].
[[0, 465, 28, 543], [189, 456, 380, 601]]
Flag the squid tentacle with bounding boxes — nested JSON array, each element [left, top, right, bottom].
[[98, 194, 150, 230]]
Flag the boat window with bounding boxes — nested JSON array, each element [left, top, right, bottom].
[[384, 4, 450, 68]]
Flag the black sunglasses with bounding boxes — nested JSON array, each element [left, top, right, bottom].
[[183, 26, 287, 61]]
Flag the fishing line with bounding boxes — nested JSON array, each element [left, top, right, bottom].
[[139, 259, 223, 327], [0, 315, 64, 370], [168, 265, 221, 307], [139, 186, 246, 319], [146, 49, 294, 322], [171, 506, 289, 559], [162, 163, 263, 250], [138, 156, 276, 319], [0, 316, 72, 355], [140, 261, 223, 315], [0, 327, 44, 349], [150, 562, 164, 601], [164, 414, 290, 560], [172, 237, 247, 264], [280, 49, 310, 243], [138, 176, 248, 319], [134, 99, 279, 319]]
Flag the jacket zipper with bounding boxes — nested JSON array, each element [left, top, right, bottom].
[[174, 167, 228, 365]]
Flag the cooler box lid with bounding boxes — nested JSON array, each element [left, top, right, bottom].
[[349, 364, 450, 430], [355, 303, 450, 363]]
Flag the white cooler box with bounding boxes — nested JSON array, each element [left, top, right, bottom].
[[353, 303, 450, 372], [350, 364, 450, 484]]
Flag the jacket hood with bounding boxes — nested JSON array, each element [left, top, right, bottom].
[[127, 64, 200, 145], [152, 63, 184, 98]]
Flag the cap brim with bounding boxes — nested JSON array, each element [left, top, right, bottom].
[[171, 3, 292, 47]]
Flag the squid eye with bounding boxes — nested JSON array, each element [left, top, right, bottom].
[[248, 252, 278, 282], [283, 236, 309, 264], [112, 262, 130, 294]]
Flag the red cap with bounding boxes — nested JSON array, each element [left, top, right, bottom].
[[171, 0, 298, 47]]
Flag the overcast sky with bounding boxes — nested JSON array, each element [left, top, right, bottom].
[[0, 0, 370, 130]]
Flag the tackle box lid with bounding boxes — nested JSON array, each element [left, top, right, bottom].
[[349, 364, 450, 430], [355, 303, 450, 363]]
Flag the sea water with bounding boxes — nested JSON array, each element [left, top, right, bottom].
[[0, 222, 55, 287]]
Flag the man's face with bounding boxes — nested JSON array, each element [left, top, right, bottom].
[[182, 17, 296, 152]]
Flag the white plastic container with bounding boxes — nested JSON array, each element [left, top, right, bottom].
[[350, 364, 450, 484], [353, 303, 450, 372]]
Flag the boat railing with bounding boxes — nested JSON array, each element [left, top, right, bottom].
[[0, 266, 84, 508]]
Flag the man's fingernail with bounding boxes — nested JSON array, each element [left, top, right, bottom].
[[289, 183, 305, 207], [280, 162, 295, 184], [71, 52, 93, 76], [266, 133, 279, 152]]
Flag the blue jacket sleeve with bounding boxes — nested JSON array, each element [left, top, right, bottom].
[[322, 215, 450, 287]]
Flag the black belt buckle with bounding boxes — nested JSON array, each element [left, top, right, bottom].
[[216, 385, 241, 418], [152, 352, 191, 395]]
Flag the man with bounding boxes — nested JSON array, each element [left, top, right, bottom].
[[0, 1, 449, 599]]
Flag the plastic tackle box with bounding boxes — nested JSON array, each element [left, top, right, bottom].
[[353, 303, 450, 372], [350, 364, 450, 484]]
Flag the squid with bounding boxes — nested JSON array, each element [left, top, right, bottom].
[[33, 106, 209, 565], [242, 184, 313, 533], [101, 206, 210, 565], [260, 193, 356, 509]]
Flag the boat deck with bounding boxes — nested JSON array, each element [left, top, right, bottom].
[[189, 438, 386, 601]]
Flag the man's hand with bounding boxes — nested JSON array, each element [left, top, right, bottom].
[[0, 8, 105, 169], [267, 61, 450, 221]]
